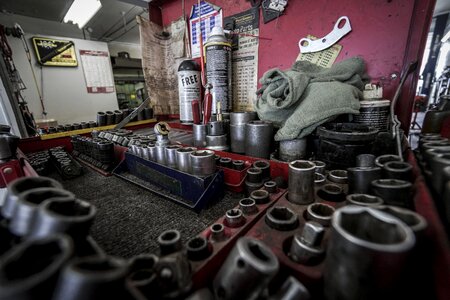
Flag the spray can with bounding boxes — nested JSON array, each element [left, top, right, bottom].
[[205, 26, 232, 113], [178, 60, 201, 123]]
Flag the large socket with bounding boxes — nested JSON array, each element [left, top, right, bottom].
[[230, 112, 257, 153], [245, 120, 273, 159]]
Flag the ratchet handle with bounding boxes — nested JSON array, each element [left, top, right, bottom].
[[192, 100, 201, 124], [203, 93, 212, 125]]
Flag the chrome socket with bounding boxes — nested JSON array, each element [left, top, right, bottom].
[[156, 145, 167, 165], [165, 145, 182, 169], [213, 237, 279, 300], [279, 138, 307, 162], [206, 134, 229, 151], [347, 167, 382, 194], [239, 198, 258, 215], [250, 189, 270, 204], [190, 150, 216, 176], [232, 160, 245, 170], [224, 209, 246, 228], [193, 124, 207, 148], [346, 194, 383, 207], [176, 147, 197, 173], [317, 183, 345, 202], [148, 143, 157, 161], [376, 205, 427, 236], [265, 206, 299, 231], [186, 236, 211, 261], [288, 160, 315, 205], [207, 121, 225, 136], [313, 160, 326, 174], [306, 203, 335, 226], [264, 181, 277, 193], [289, 221, 325, 265], [324, 206, 415, 300], [374, 154, 402, 168], [371, 179, 413, 208], [356, 154, 376, 168], [157, 229, 182, 256], [327, 170, 348, 184], [252, 160, 271, 181], [245, 120, 273, 159], [210, 223, 227, 242], [382, 161, 413, 182]]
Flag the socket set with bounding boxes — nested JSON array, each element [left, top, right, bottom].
[[71, 136, 115, 172]]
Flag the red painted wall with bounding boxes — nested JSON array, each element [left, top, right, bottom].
[[155, 0, 435, 132]]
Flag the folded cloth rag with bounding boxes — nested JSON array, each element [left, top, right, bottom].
[[255, 57, 368, 141]]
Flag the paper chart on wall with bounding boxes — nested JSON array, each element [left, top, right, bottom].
[[79, 50, 115, 93]]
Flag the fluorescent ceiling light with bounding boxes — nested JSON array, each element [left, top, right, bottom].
[[63, 0, 102, 29]]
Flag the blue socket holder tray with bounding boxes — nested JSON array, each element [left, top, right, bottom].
[[113, 152, 224, 212]]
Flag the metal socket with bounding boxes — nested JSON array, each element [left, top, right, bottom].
[[156, 145, 167, 165], [279, 138, 307, 162], [317, 183, 345, 202], [288, 160, 315, 205], [313, 160, 326, 174], [206, 134, 228, 151], [356, 154, 376, 167], [253, 160, 271, 181], [176, 147, 197, 172], [190, 150, 216, 176], [232, 160, 245, 170], [265, 206, 299, 231], [250, 189, 270, 204], [315, 173, 326, 185], [9, 188, 75, 237], [347, 167, 382, 194], [165, 145, 182, 168], [2, 177, 63, 220], [208, 121, 225, 136], [193, 124, 207, 148], [230, 124, 246, 153], [264, 181, 277, 193], [247, 167, 263, 183], [158, 229, 182, 256], [213, 237, 279, 300], [219, 157, 232, 168], [346, 194, 383, 207], [29, 198, 96, 239], [239, 198, 258, 215], [105, 111, 115, 125], [224, 209, 246, 228], [328, 169, 348, 184], [429, 153, 450, 193], [245, 120, 273, 159], [230, 111, 257, 125], [382, 161, 413, 182], [210, 223, 227, 242], [371, 179, 413, 208], [306, 203, 335, 226], [324, 206, 415, 300], [375, 154, 402, 168], [186, 236, 211, 261], [289, 221, 325, 265], [376, 205, 427, 236]]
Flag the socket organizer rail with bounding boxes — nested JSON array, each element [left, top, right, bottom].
[[113, 151, 224, 211], [188, 186, 286, 289]]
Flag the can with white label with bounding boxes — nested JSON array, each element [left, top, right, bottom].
[[178, 60, 201, 123], [354, 99, 391, 131], [205, 26, 232, 113]]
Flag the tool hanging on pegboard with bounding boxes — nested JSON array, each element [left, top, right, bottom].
[[262, 0, 288, 24]]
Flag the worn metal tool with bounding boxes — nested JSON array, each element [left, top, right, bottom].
[[288, 160, 315, 204], [324, 206, 415, 300], [245, 120, 274, 159], [389, 61, 418, 161], [213, 237, 279, 300], [114, 96, 151, 130], [190, 150, 216, 176], [289, 221, 325, 265], [265, 206, 299, 231]]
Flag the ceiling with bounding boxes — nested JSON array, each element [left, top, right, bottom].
[[0, 0, 449, 43], [0, 0, 149, 43]]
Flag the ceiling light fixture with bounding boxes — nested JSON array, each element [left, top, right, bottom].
[[63, 0, 102, 29]]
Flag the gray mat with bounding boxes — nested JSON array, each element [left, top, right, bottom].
[[51, 167, 243, 258]]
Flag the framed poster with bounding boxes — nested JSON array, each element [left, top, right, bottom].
[[31, 37, 77, 67]]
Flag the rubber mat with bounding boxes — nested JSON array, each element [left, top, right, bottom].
[[50, 167, 243, 258]]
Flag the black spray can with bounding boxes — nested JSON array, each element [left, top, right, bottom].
[[178, 60, 201, 123]]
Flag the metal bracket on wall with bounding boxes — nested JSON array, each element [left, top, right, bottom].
[[299, 16, 352, 53]]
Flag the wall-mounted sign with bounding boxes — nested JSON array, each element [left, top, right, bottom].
[[79, 50, 115, 93], [31, 37, 77, 67]]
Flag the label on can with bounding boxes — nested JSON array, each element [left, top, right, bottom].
[[178, 70, 201, 122], [205, 43, 232, 113], [354, 100, 390, 131]]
